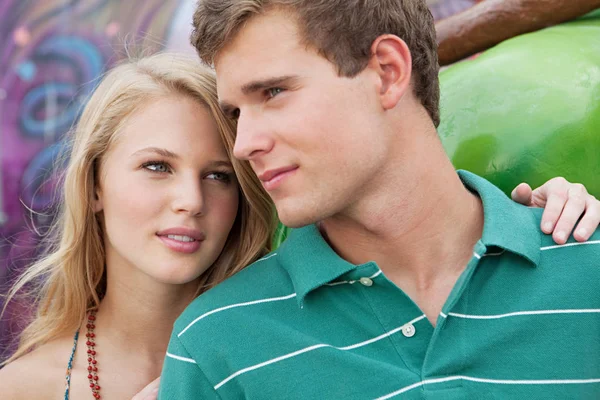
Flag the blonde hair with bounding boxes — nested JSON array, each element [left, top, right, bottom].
[[2, 52, 276, 365]]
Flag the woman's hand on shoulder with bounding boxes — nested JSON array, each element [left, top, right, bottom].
[[512, 178, 599, 244]]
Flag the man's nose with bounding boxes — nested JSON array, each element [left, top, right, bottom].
[[233, 110, 274, 161]]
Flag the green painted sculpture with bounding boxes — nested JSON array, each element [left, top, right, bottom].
[[438, 9, 600, 198]]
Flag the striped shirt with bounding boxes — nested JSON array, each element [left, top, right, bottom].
[[159, 171, 600, 399]]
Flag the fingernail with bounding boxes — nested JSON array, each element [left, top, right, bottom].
[[577, 228, 588, 239], [543, 222, 553, 232], [556, 231, 566, 242]]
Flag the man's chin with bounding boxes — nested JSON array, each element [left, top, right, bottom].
[[276, 205, 321, 229]]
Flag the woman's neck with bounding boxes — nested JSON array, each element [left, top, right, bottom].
[[90, 268, 199, 366]]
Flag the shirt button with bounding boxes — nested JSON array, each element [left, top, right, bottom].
[[359, 277, 373, 287], [402, 324, 416, 338]]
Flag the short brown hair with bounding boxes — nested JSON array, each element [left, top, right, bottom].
[[191, 0, 440, 126]]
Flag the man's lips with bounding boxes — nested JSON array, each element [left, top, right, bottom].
[[258, 166, 298, 191]]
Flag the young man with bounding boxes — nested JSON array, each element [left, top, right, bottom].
[[160, 1, 600, 398]]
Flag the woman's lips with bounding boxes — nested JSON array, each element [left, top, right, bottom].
[[156, 228, 205, 254], [157, 235, 202, 254]]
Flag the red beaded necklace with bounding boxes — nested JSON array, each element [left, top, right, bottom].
[[86, 310, 101, 399]]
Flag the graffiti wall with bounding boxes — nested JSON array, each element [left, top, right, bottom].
[[0, 0, 196, 361]]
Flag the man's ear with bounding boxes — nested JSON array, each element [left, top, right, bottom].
[[368, 34, 412, 110]]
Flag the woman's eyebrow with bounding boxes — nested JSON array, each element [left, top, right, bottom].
[[132, 147, 179, 159], [207, 160, 234, 169]]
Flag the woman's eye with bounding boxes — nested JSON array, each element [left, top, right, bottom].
[[207, 172, 232, 183], [267, 87, 284, 98], [143, 162, 170, 173]]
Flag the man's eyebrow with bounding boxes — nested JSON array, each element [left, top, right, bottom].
[[240, 75, 299, 95], [219, 75, 300, 118], [132, 147, 179, 159]]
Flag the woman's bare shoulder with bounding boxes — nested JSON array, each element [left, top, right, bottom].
[[0, 354, 39, 399], [0, 335, 76, 399]]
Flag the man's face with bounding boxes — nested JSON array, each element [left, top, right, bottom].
[[215, 10, 393, 227]]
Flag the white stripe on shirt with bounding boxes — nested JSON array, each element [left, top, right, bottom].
[[540, 240, 600, 251], [214, 315, 427, 390], [178, 293, 297, 337], [166, 352, 196, 364], [375, 376, 600, 400], [446, 309, 600, 320]]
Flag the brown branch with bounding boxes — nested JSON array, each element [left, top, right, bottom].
[[436, 0, 600, 66]]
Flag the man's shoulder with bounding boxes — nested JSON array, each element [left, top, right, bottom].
[[530, 210, 600, 300], [531, 205, 600, 252], [174, 251, 294, 336], [525, 206, 600, 258], [542, 229, 600, 256]]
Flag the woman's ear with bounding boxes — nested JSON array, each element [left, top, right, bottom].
[[92, 186, 103, 213], [92, 159, 104, 213]]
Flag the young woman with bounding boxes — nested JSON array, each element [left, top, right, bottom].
[[0, 52, 596, 399], [0, 53, 275, 399]]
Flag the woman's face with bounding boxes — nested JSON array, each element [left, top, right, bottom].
[[95, 95, 239, 286]]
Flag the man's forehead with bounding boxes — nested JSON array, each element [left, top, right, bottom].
[[215, 9, 302, 71], [215, 20, 304, 96]]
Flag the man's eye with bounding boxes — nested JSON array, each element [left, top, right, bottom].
[[267, 87, 284, 98], [143, 162, 170, 173]]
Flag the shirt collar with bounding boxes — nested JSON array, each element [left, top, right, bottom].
[[278, 170, 542, 306], [457, 170, 541, 266], [277, 224, 357, 306]]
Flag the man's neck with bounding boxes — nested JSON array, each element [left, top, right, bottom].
[[319, 133, 484, 299]]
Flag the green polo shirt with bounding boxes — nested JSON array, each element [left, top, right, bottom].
[[159, 171, 600, 399]]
